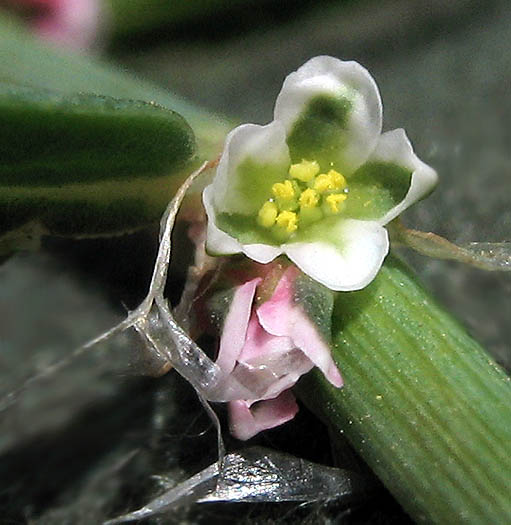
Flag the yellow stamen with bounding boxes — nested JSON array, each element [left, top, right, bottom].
[[327, 169, 347, 190], [257, 201, 278, 228], [325, 193, 347, 213], [289, 159, 320, 182], [258, 160, 349, 238], [313, 173, 333, 193], [275, 211, 298, 233], [272, 180, 295, 200], [299, 188, 319, 209]]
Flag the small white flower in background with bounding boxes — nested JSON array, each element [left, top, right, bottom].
[[203, 56, 437, 291]]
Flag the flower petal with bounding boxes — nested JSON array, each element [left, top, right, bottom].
[[234, 348, 313, 402], [228, 391, 299, 441], [209, 121, 290, 215], [235, 304, 315, 401], [274, 56, 382, 175], [203, 185, 282, 262], [370, 129, 438, 225], [283, 218, 389, 291], [203, 184, 245, 256], [215, 278, 261, 376], [242, 243, 283, 264], [32, 0, 101, 51], [239, 313, 295, 363], [257, 267, 342, 387], [212, 278, 310, 403]]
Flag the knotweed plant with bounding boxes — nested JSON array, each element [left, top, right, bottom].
[[2, 31, 510, 520]]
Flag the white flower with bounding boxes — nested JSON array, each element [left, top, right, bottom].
[[203, 56, 437, 291]]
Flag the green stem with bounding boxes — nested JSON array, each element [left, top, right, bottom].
[[297, 254, 511, 523]]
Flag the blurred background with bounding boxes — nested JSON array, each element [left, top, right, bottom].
[[0, 0, 510, 522]]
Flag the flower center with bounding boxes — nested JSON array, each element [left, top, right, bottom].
[[257, 159, 349, 241]]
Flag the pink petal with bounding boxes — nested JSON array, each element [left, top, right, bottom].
[[239, 312, 294, 363], [257, 267, 343, 388], [237, 306, 313, 401], [228, 390, 299, 441], [215, 278, 261, 376], [16, 0, 101, 50], [233, 347, 313, 402]]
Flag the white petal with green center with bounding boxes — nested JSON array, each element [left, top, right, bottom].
[[283, 218, 389, 291], [203, 185, 282, 261], [210, 121, 290, 215], [274, 56, 382, 175], [370, 129, 438, 225], [203, 56, 437, 292]]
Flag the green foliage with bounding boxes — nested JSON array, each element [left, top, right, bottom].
[[0, 13, 231, 157], [0, 13, 231, 249], [0, 84, 196, 186], [298, 255, 511, 523]]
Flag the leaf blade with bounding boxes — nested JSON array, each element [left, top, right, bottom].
[[0, 83, 198, 238]]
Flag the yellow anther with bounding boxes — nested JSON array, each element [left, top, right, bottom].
[[325, 193, 347, 213], [299, 188, 319, 209], [272, 180, 295, 200], [257, 201, 278, 228], [289, 159, 320, 182], [327, 169, 347, 189], [275, 211, 298, 233], [313, 173, 333, 193]]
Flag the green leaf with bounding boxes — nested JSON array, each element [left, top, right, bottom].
[[0, 84, 196, 187], [0, 13, 233, 249], [297, 254, 511, 523], [0, 83, 196, 238], [0, 13, 232, 159]]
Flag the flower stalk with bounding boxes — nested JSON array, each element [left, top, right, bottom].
[[296, 254, 511, 523]]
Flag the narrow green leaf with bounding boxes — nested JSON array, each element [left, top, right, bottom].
[[0, 13, 233, 159], [0, 84, 196, 187], [0, 83, 196, 237], [297, 254, 511, 523], [0, 14, 233, 247]]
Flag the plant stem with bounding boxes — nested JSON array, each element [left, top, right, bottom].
[[297, 254, 511, 523]]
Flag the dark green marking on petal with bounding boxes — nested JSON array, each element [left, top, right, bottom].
[[286, 94, 352, 171], [292, 215, 345, 246], [231, 157, 288, 215], [344, 162, 412, 220], [0, 83, 197, 186], [294, 273, 335, 342], [216, 212, 281, 246]]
